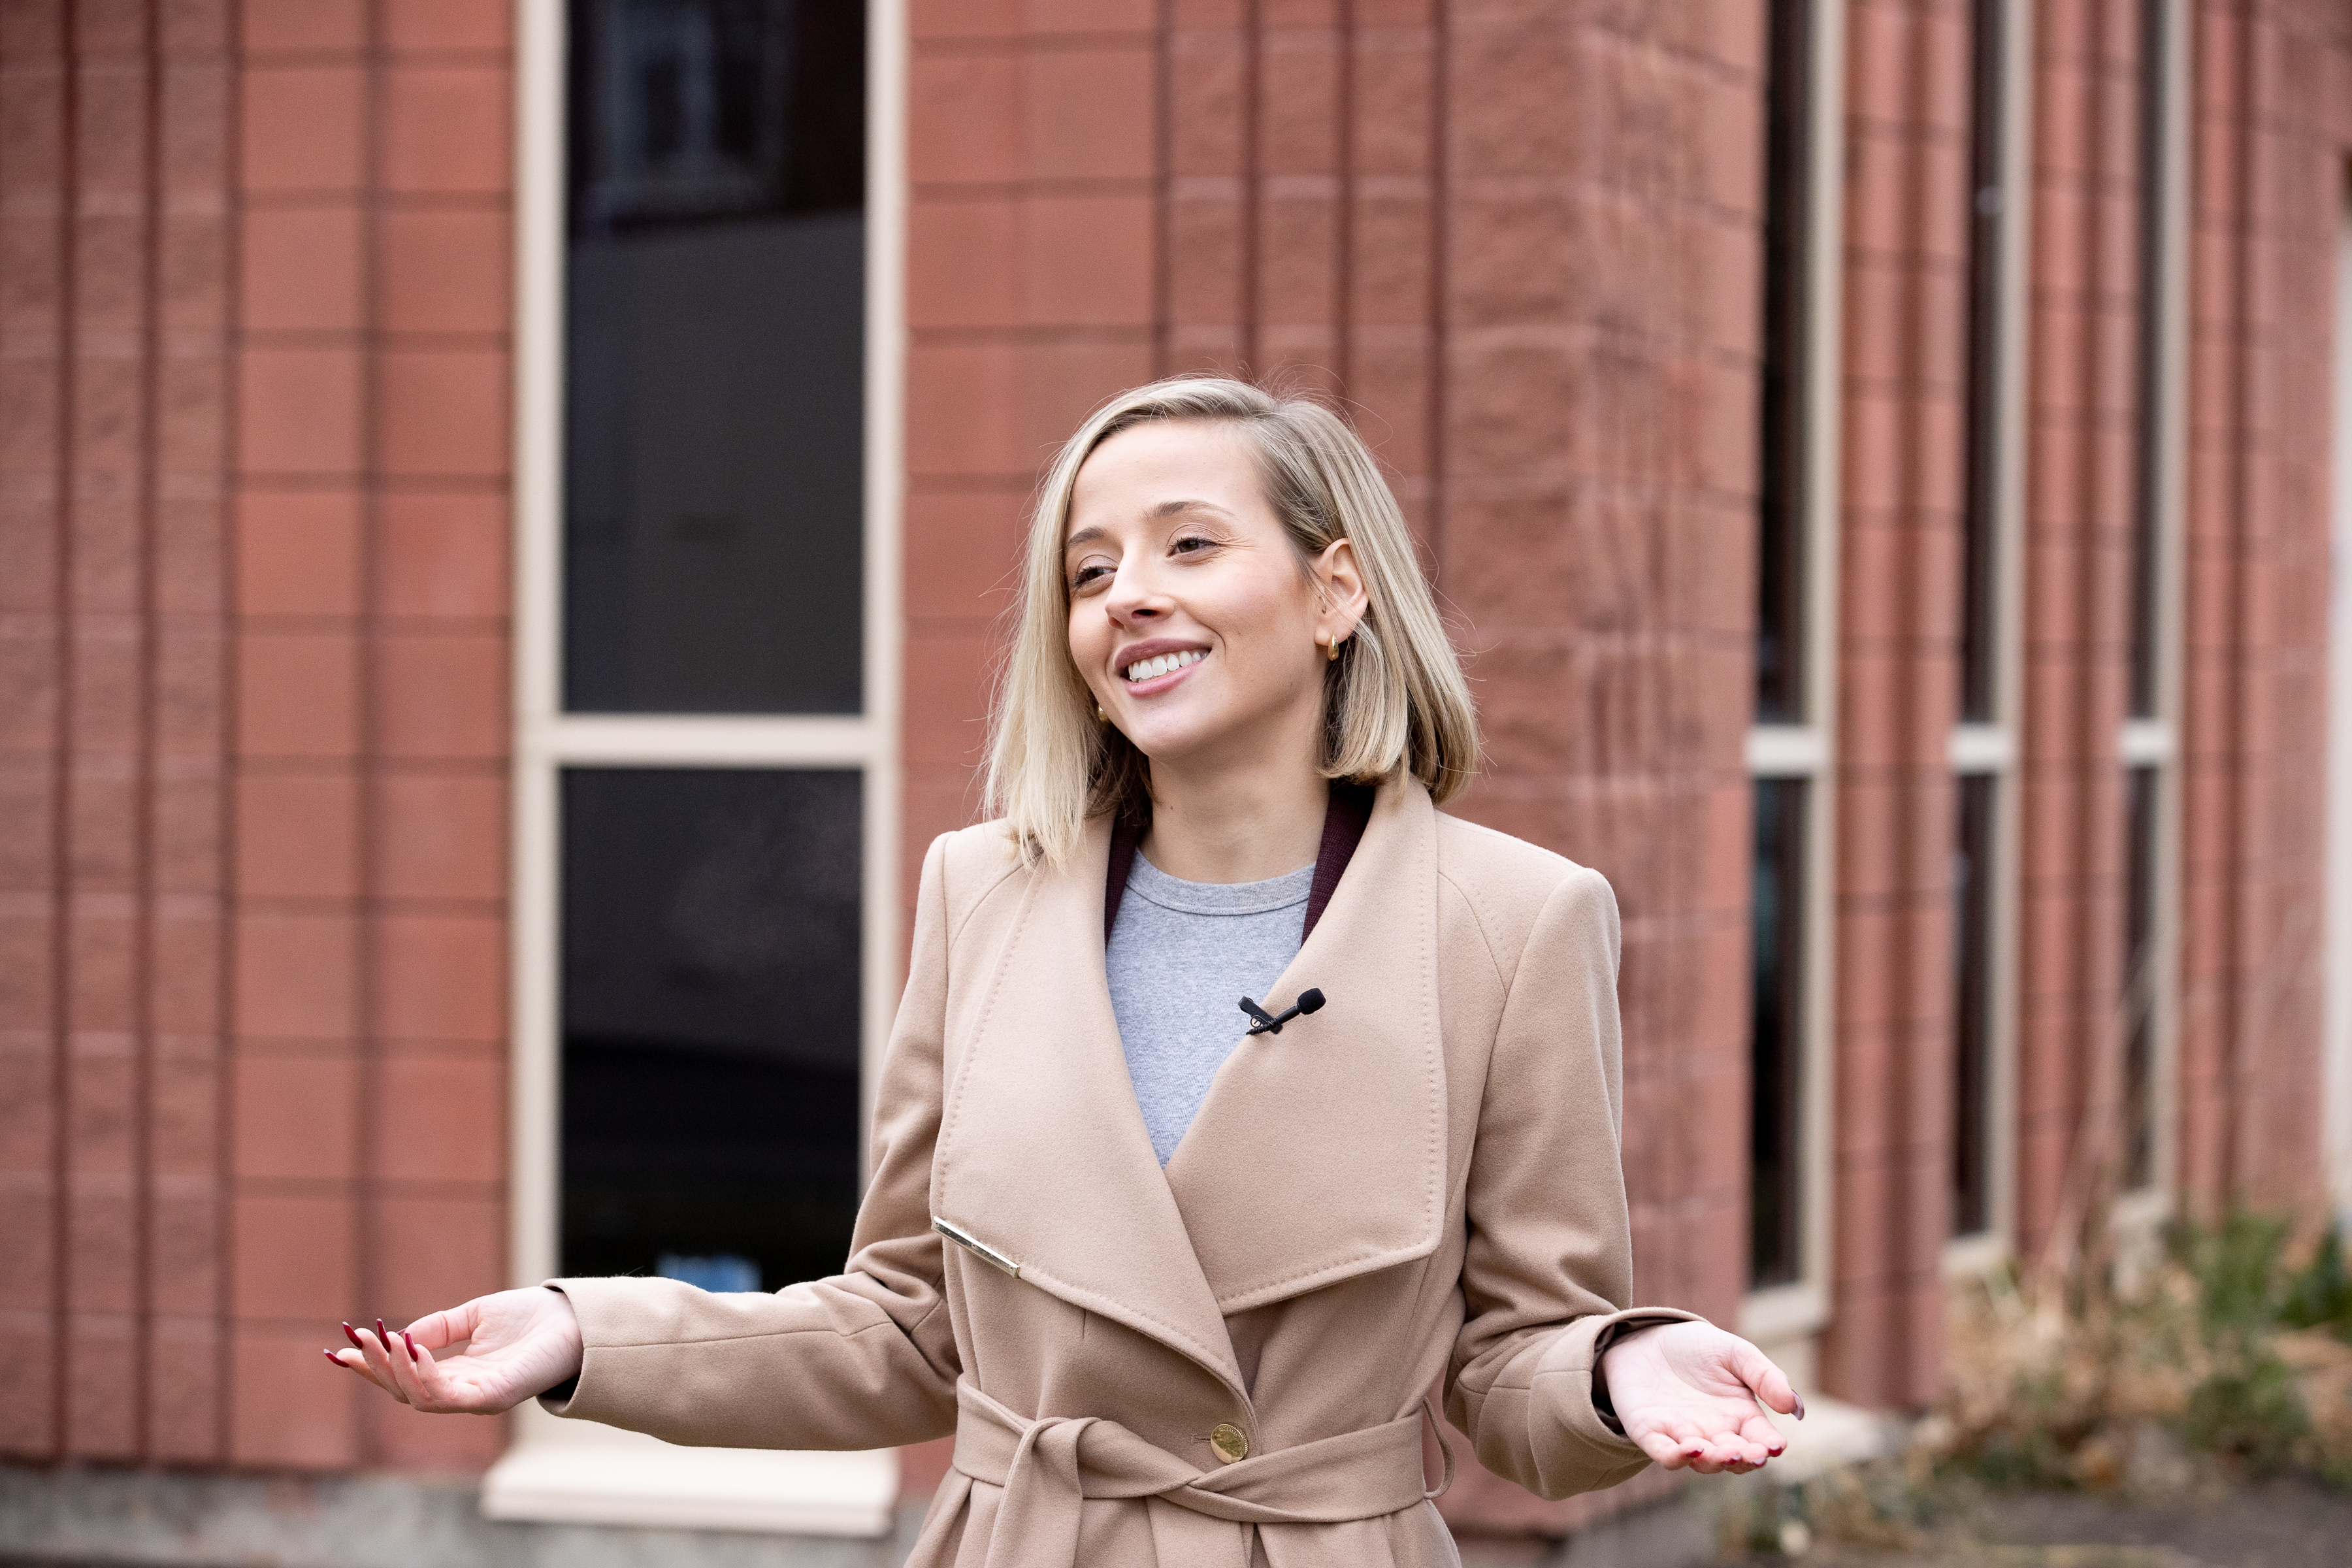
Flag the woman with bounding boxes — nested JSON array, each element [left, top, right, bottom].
[[329, 378, 1801, 1567]]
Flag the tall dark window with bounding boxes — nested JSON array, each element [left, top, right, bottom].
[[1950, 0, 2010, 1241], [2122, 766, 2160, 1190], [2118, 1, 2172, 1194], [1756, 0, 1815, 725], [1750, 0, 1821, 1292], [564, 0, 867, 714], [556, 0, 870, 1292], [1750, 779, 1809, 1288], [2127, 0, 2167, 721], [1959, 0, 2006, 723], [1952, 774, 1996, 1235]]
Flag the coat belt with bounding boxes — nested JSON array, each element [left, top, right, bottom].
[[950, 1379, 1440, 1568]]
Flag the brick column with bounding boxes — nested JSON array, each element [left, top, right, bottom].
[[0, 0, 238, 1469], [1821, 0, 1970, 1412], [2175, 0, 2344, 1217], [227, 0, 510, 1471]]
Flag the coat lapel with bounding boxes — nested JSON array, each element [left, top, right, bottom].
[[930, 812, 1249, 1402], [930, 778, 1450, 1394], [1162, 777, 1449, 1313]]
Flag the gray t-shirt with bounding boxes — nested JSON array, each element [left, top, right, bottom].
[[1105, 853, 1315, 1166]]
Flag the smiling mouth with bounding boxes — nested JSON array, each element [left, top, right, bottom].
[[1122, 649, 1205, 683]]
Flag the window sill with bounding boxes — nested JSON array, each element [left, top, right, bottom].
[[1738, 1281, 1829, 1349], [481, 1406, 898, 1537], [1942, 1230, 2010, 1281]]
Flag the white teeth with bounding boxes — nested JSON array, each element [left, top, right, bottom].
[[1123, 649, 1204, 683]]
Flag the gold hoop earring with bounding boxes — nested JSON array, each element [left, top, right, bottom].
[[1323, 634, 1341, 664], [1096, 701, 1108, 721]]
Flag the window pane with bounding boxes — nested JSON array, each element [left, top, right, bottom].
[[1750, 777, 1808, 1288], [1959, 0, 2006, 722], [1952, 773, 1996, 1235], [561, 767, 862, 1288], [564, 0, 867, 714], [2122, 765, 2160, 1190], [2128, 0, 2166, 719], [1756, 0, 1814, 724]]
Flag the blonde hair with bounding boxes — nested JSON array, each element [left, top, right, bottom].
[[983, 376, 1479, 865]]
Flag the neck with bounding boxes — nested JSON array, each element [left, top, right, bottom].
[[1138, 746, 1327, 885]]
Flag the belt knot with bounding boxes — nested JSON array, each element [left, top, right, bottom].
[[949, 1379, 1445, 1568]]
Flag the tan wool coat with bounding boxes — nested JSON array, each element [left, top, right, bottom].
[[547, 777, 1693, 1568]]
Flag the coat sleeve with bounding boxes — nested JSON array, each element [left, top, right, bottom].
[[538, 833, 962, 1451], [1443, 865, 1698, 1498]]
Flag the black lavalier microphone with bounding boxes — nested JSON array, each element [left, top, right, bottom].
[[1239, 988, 1326, 1036]]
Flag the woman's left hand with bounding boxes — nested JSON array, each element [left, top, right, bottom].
[[1598, 1320, 1802, 1475]]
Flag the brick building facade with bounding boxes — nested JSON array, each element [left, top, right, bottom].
[[3, 0, 2350, 1558]]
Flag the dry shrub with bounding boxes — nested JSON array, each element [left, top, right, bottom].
[[1710, 1460, 1938, 1561], [1923, 1216, 2352, 1491]]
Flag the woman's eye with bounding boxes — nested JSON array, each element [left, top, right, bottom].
[[1070, 563, 1111, 590], [1170, 534, 1215, 555]]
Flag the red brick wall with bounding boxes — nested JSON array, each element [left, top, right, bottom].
[[226, 0, 512, 1473], [2174, 0, 2349, 1219], [0, 0, 512, 1474], [2007, 0, 2151, 1274], [1431, 3, 1761, 1527], [1824, 0, 1970, 1413], [1, 0, 241, 1467]]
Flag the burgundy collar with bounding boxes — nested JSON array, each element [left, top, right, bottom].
[[1103, 781, 1378, 947]]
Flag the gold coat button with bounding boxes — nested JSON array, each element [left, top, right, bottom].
[[1209, 1423, 1249, 1464]]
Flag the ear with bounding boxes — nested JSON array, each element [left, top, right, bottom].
[[1311, 537, 1370, 645]]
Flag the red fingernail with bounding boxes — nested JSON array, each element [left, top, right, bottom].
[[1794, 1394, 1807, 1420], [402, 1331, 418, 1362], [323, 1349, 345, 1368], [376, 1318, 387, 1343], [342, 1322, 364, 1349]]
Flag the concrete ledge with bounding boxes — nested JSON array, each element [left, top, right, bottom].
[[481, 1416, 896, 1537], [0, 1464, 921, 1568]]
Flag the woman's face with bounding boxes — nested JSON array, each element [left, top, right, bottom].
[[1064, 419, 1362, 776]]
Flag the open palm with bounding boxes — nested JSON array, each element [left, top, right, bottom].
[[1599, 1320, 1801, 1474], [326, 1286, 583, 1415]]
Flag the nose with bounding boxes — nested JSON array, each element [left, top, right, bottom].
[[1100, 554, 1168, 626]]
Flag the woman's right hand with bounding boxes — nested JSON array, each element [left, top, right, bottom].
[[327, 1286, 584, 1414]]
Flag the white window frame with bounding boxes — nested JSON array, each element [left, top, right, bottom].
[[2110, 0, 2189, 1238], [1739, 0, 1846, 1370], [484, 0, 907, 1534], [1944, 0, 2033, 1281]]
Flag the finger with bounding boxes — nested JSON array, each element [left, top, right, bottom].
[[385, 1328, 437, 1410], [1633, 1430, 1690, 1469], [357, 1327, 411, 1404], [1740, 1413, 1790, 1457], [1708, 1430, 1774, 1468], [399, 1329, 472, 1415], [324, 1345, 387, 1396], [1731, 1337, 1803, 1420], [401, 1301, 478, 1354], [332, 1339, 398, 1397]]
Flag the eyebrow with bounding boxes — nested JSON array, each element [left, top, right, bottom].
[[1063, 499, 1232, 552]]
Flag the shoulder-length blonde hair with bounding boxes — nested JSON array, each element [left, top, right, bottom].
[[984, 376, 1478, 865]]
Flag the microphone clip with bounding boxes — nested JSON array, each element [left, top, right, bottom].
[[1239, 987, 1326, 1036]]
